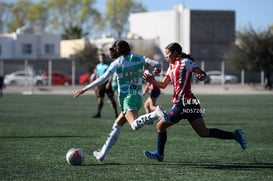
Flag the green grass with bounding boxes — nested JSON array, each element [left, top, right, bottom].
[[0, 94, 273, 181]]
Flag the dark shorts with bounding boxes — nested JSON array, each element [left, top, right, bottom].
[[167, 101, 203, 123], [150, 89, 160, 98], [98, 82, 114, 98]]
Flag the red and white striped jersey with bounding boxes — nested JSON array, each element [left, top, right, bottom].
[[165, 57, 198, 103]]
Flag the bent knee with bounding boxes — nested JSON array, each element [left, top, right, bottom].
[[156, 121, 169, 132], [196, 130, 210, 137]]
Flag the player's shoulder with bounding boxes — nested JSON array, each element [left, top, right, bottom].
[[183, 57, 196, 65], [182, 57, 191, 62], [131, 52, 146, 60], [110, 57, 123, 67]]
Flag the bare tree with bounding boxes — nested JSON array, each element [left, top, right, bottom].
[[225, 26, 273, 89]]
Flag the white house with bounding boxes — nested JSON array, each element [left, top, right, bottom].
[[0, 27, 61, 60], [0, 34, 15, 59]]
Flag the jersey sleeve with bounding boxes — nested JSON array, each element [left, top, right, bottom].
[[165, 67, 171, 79], [186, 58, 198, 72], [84, 60, 119, 90], [144, 57, 162, 69], [107, 59, 119, 74]]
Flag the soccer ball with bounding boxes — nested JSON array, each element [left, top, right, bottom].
[[66, 148, 85, 165]]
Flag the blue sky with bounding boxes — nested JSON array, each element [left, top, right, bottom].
[[2, 0, 272, 32], [95, 0, 273, 31]]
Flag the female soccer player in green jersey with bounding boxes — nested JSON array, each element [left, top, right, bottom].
[[74, 40, 168, 162]]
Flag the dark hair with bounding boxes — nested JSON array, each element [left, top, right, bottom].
[[181, 53, 195, 61], [109, 40, 131, 55], [165, 42, 182, 54]]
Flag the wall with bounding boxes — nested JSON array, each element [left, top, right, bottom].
[[60, 39, 85, 58], [0, 32, 61, 60], [0, 35, 14, 59], [129, 5, 190, 54], [190, 10, 235, 62]]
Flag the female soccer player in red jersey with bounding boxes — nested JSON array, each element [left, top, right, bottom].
[[142, 42, 247, 161]]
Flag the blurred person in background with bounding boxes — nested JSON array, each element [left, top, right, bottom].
[[142, 64, 161, 114], [92, 53, 118, 118]]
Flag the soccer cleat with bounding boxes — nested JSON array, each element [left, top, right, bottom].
[[234, 129, 247, 150], [93, 150, 104, 162], [92, 113, 101, 118], [155, 106, 169, 122], [143, 150, 164, 161]]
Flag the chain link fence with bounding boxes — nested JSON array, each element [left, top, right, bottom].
[[0, 59, 268, 88]]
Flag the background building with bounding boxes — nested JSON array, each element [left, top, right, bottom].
[[129, 5, 235, 71], [0, 27, 60, 60], [190, 10, 235, 70], [0, 5, 238, 83]]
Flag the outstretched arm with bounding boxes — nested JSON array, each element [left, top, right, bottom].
[[194, 67, 207, 81], [74, 70, 112, 98], [145, 58, 162, 74], [143, 73, 170, 89], [142, 82, 150, 96]]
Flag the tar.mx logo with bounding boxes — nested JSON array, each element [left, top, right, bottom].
[[181, 95, 201, 106]]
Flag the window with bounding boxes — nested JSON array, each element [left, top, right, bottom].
[[22, 44, 32, 54], [45, 44, 55, 54]]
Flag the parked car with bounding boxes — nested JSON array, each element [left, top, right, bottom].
[[42, 71, 72, 86], [205, 71, 238, 84], [79, 73, 90, 85], [4, 71, 48, 86]]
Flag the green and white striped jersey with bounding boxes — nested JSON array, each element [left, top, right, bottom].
[[85, 52, 161, 98], [109, 53, 160, 97]]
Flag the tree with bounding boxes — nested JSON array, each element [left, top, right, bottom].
[[0, 2, 12, 33], [26, 1, 49, 32], [73, 42, 99, 72], [62, 25, 84, 40], [47, 0, 101, 36], [6, 0, 33, 32], [225, 26, 273, 89], [1, 0, 49, 33], [1, 0, 100, 36], [269, 24, 273, 31], [105, 0, 147, 38]]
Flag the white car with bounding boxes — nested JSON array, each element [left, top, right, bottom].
[[205, 71, 238, 84], [4, 71, 48, 86]]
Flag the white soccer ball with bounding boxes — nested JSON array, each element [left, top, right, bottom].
[[66, 148, 85, 165]]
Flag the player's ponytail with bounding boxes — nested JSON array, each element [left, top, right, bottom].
[[181, 53, 195, 61]]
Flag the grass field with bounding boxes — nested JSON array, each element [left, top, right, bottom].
[[0, 93, 273, 181]]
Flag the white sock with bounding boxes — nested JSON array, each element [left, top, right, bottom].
[[99, 123, 121, 159], [131, 111, 158, 130]]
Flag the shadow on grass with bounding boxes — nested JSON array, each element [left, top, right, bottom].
[[180, 161, 273, 170], [82, 161, 273, 170]]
